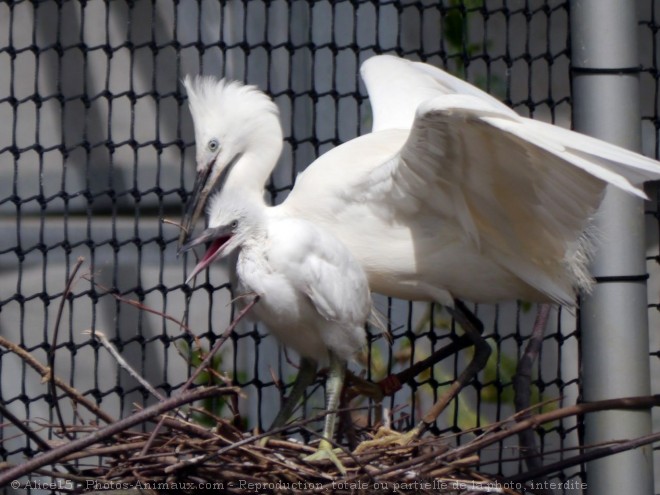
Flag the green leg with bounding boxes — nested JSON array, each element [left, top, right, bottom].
[[270, 357, 318, 431], [302, 352, 348, 475], [321, 352, 345, 442]]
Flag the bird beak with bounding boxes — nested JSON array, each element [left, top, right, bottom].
[[180, 226, 233, 284], [178, 152, 243, 248], [178, 162, 214, 248]]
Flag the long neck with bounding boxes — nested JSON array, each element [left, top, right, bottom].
[[222, 128, 283, 206]]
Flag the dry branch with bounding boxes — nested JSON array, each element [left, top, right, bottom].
[[49, 256, 85, 440], [84, 329, 166, 402], [2, 391, 658, 494], [3, 261, 659, 493], [513, 303, 552, 493], [0, 335, 115, 424], [138, 295, 259, 457], [0, 385, 236, 487]]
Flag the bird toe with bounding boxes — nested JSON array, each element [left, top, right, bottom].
[[353, 426, 421, 454], [302, 439, 347, 475]]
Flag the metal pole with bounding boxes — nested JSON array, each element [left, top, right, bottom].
[[571, 1, 654, 494]]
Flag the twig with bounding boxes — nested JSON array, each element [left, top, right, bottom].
[[49, 256, 85, 440], [337, 395, 660, 485], [186, 296, 259, 390], [59, 441, 150, 462], [83, 329, 165, 402], [0, 403, 52, 453], [138, 296, 260, 457], [81, 275, 193, 333], [425, 455, 481, 477], [163, 407, 345, 474], [112, 294, 193, 333], [0, 385, 235, 487], [162, 218, 186, 234], [153, 415, 228, 441], [448, 394, 660, 469], [0, 335, 115, 424], [513, 303, 553, 493], [510, 429, 660, 484], [473, 396, 562, 442], [0, 404, 83, 477]]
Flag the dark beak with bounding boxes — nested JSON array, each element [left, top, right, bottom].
[[178, 152, 243, 248], [180, 225, 234, 284], [178, 164, 214, 248], [179, 225, 227, 255]]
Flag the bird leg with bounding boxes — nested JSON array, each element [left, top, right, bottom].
[[513, 303, 555, 493], [418, 300, 492, 426], [354, 299, 491, 451], [303, 352, 348, 475], [260, 357, 318, 447]]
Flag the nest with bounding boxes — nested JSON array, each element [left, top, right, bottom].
[[2, 343, 659, 495], [2, 272, 659, 494], [0, 379, 524, 495], [27, 409, 515, 495]]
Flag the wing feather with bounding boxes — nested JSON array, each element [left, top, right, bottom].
[[361, 55, 515, 132], [381, 94, 660, 304]]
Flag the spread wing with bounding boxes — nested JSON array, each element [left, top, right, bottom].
[[361, 54, 514, 132], [365, 94, 660, 305]]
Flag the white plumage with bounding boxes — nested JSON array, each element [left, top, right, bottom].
[[181, 55, 660, 310], [182, 192, 371, 471], [179, 54, 660, 444], [184, 192, 370, 365]]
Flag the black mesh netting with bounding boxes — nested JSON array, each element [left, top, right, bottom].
[[1, 1, 658, 493]]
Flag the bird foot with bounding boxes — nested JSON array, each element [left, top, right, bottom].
[[353, 425, 421, 454], [257, 435, 271, 448], [302, 439, 347, 475]]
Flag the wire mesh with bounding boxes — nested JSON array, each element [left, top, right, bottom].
[[640, 2, 660, 494], [0, 0, 656, 493]]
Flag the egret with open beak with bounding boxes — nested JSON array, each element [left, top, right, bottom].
[[179, 55, 660, 447], [182, 191, 373, 474]]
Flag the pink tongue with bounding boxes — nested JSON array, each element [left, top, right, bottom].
[[201, 236, 230, 264], [186, 235, 233, 285]]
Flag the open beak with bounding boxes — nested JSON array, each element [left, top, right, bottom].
[[178, 152, 243, 248], [180, 226, 233, 284]]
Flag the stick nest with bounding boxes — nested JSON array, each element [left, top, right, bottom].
[[10, 407, 524, 495]]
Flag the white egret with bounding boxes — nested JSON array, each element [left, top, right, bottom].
[[179, 55, 660, 442], [181, 191, 373, 473]]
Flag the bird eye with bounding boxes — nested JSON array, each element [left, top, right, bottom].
[[231, 220, 238, 229], [208, 139, 219, 152]]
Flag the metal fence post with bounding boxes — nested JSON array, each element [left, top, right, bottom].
[[571, 1, 655, 493]]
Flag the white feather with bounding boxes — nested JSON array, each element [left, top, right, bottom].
[[360, 54, 515, 131], [185, 54, 660, 309], [202, 194, 371, 363]]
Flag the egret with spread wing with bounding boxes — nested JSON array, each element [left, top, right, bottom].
[[179, 55, 660, 441], [182, 192, 372, 473]]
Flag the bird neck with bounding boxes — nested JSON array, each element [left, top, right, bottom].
[[238, 225, 269, 258], [223, 150, 279, 205]]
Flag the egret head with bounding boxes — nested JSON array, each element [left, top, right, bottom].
[[180, 191, 264, 284], [179, 76, 283, 246]]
